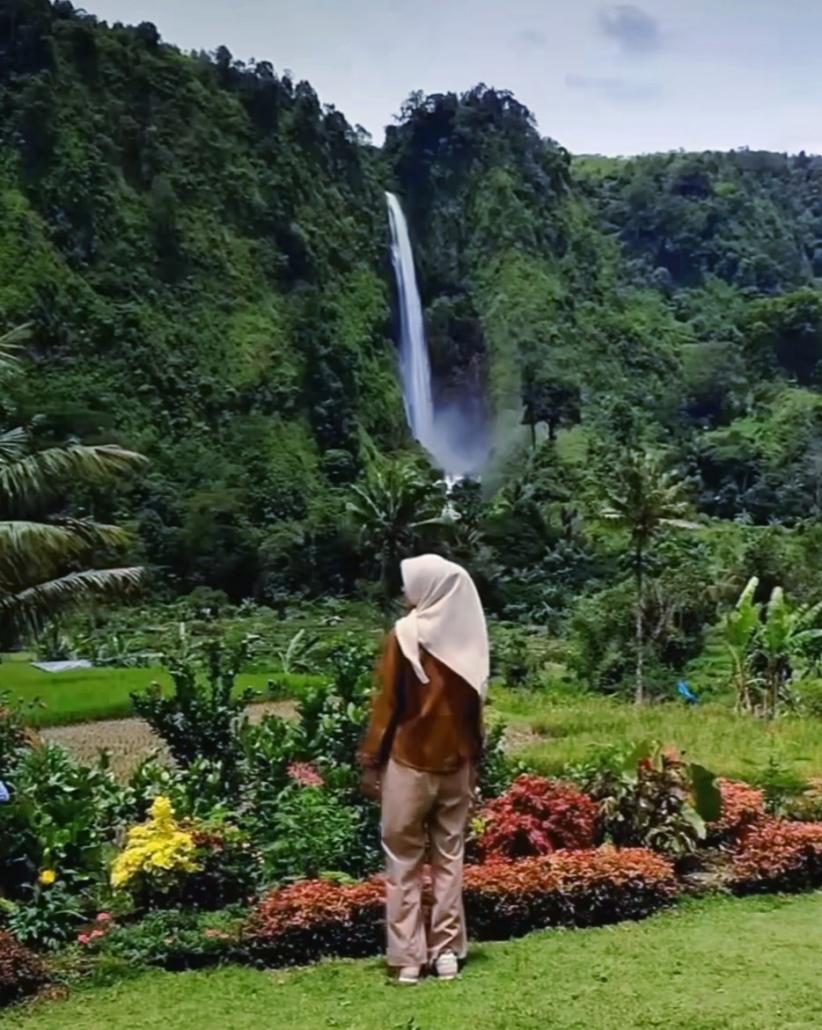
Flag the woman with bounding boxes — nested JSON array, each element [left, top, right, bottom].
[[360, 554, 489, 985]]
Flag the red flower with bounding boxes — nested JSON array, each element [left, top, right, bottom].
[[287, 762, 325, 788]]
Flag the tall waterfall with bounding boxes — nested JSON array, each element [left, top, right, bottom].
[[386, 192, 435, 451], [386, 192, 487, 478]]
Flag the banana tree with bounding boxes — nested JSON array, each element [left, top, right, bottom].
[[722, 576, 762, 713], [760, 588, 822, 718]]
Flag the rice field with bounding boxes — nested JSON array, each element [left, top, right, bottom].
[[0, 652, 319, 728]]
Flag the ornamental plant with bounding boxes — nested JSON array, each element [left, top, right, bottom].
[[728, 819, 822, 893], [0, 930, 48, 1008], [571, 741, 721, 859], [707, 778, 766, 842], [245, 847, 678, 967], [111, 796, 200, 902], [473, 775, 599, 862]]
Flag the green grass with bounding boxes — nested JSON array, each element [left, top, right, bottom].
[[493, 689, 822, 783], [0, 653, 321, 728], [8, 893, 822, 1029]]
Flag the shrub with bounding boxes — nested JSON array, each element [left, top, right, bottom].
[[111, 796, 200, 903], [245, 877, 384, 966], [256, 784, 370, 883], [473, 775, 599, 861], [708, 778, 766, 842], [86, 909, 245, 971], [728, 819, 822, 893], [183, 825, 261, 909], [131, 630, 256, 778], [464, 847, 679, 939], [0, 743, 125, 900], [245, 847, 678, 966], [3, 880, 85, 950], [0, 930, 48, 1008]]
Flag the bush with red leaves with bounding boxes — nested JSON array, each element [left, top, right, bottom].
[[245, 878, 384, 966], [0, 930, 48, 1009], [245, 847, 677, 965], [729, 819, 822, 893], [465, 847, 678, 939], [473, 775, 599, 861], [708, 779, 766, 842]]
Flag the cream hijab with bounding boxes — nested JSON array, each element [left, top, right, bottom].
[[395, 554, 490, 700]]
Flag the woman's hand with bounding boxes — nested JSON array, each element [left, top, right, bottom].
[[361, 766, 381, 801]]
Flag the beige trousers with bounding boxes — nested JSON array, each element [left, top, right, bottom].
[[380, 758, 472, 968]]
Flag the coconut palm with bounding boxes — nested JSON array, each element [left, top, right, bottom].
[[602, 450, 697, 704], [0, 326, 147, 642]]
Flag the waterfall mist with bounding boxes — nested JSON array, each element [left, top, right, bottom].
[[386, 192, 488, 478]]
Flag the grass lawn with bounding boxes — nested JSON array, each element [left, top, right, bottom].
[[0, 653, 320, 728], [493, 690, 822, 783], [8, 893, 822, 1029]]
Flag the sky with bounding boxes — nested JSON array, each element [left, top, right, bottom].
[[85, 1, 822, 156]]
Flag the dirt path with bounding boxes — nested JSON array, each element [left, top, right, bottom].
[[40, 700, 298, 780]]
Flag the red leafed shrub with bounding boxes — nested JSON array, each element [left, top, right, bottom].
[[464, 847, 678, 939], [729, 819, 822, 894], [474, 775, 599, 861], [245, 878, 384, 965], [0, 931, 48, 1009], [245, 847, 677, 966], [708, 779, 766, 841]]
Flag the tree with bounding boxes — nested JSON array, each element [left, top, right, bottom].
[[346, 458, 448, 607], [0, 327, 147, 642], [521, 371, 581, 447], [760, 586, 822, 718], [602, 451, 696, 704]]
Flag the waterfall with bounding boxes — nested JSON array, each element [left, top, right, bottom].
[[386, 192, 435, 451], [386, 192, 487, 479]]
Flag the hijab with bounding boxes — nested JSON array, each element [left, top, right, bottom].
[[394, 554, 490, 700]]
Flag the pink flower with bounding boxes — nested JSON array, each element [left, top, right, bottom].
[[89, 928, 105, 941], [77, 933, 91, 946], [96, 912, 112, 924], [287, 762, 325, 788]]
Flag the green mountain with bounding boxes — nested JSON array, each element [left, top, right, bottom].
[[2, 2, 822, 613]]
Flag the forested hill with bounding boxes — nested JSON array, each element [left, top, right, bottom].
[[2, 2, 822, 605]]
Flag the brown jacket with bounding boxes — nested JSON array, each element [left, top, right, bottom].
[[360, 630, 483, 775]]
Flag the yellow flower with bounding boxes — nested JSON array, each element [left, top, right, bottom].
[[111, 795, 200, 891], [39, 869, 57, 886]]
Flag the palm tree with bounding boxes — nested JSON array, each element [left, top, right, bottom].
[[602, 450, 697, 704], [0, 326, 147, 642], [347, 458, 448, 608]]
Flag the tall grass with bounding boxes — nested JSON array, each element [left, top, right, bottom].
[[494, 688, 822, 782]]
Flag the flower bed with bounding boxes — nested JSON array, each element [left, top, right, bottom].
[[245, 846, 678, 966], [465, 848, 678, 939], [0, 931, 48, 1008], [728, 819, 822, 893]]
